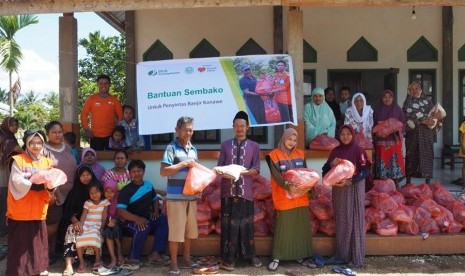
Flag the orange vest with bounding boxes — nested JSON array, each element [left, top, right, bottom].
[[273, 72, 291, 105], [7, 153, 53, 221], [268, 148, 309, 211]]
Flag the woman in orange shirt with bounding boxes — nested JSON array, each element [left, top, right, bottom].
[[266, 128, 313, 271]]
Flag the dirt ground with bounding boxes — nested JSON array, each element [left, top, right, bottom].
[[2, 253, 465, 276]]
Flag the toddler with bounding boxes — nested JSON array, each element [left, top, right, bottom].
[[118, 105, 145, 150], [109, 126, 128, 150]]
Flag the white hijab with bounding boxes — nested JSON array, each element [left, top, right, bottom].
[[350, 92, 372, 132]]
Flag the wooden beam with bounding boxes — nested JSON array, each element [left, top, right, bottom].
[[442, 6, 453, 145], [0, 0, 281, 15], [283, 0, 465, 6]]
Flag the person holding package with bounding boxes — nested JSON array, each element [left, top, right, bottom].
[[160, 116, 199, 276], [217, 111, 262, 271], [266, 128, 313, 271], [322, 125, 371, 269]]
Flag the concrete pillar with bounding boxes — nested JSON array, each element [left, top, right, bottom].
[[59, 13, 79, 139], [125, 10, 136, 107], [287, 7, 305, 149]]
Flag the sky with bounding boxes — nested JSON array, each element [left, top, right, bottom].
[[0, 13, 120, 97]]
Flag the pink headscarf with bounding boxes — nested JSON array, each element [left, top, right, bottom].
[[277, 128, 298, 156], [103, 179, 118, 218]]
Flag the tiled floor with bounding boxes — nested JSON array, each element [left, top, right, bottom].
[[410, 158, 463, 196]]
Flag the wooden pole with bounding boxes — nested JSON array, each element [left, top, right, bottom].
[[442, 6, 453, 145]]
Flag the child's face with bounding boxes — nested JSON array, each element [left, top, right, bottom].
[[113, 131, 123, 142], [84, 152, 96, 165], [339, 127, 353, 145], [80, 171, 93, 185], [284, 134, 297, 150], [259, 73, 266, 80], [104, 187, 115, 201], [89, 186, 102, 202], [340, 90, 350, 101], [123, 108, 134, 121], [325, 90, 335, 102]]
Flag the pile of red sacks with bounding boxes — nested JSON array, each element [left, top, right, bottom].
[[309, 185, 336, 236], [365, 179, 465, 236], [196, 175, 274, 236]]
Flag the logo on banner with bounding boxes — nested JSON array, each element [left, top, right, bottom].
[[185, 67, 194, 74], [197, 67, 206, 73], [147, 69, 181, 76]]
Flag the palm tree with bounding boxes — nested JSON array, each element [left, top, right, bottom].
[[0, 15, 38, 116], [0, 87, 7, 103]]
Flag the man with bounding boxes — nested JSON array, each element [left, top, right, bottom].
[[160, 116, 198, 276], [80, 75, 123, 150], [339, 86, 352, 120], [272, 60, 293, 122], [239, 64, 265, 124], [217, 111, 262, 271]]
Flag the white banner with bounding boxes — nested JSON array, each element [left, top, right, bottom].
[[136, 54, 296, 135]]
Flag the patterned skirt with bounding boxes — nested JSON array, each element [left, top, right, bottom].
[[375, 142, 405, 180]]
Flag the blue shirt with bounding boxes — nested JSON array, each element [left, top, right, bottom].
[[239, 75, 257, 94], [161, 138, 198, 201], [117, 181, 157, 219]]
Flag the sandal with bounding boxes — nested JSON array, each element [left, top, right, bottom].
[[192, 265, 219, 275], [268, 259, 279, 271], [179, 261, 199, 269], [62, 269, 75, 276], [167, 269, 180, 276], [302, 258, 317, 269], [99, 267, 122, 276], [332, 265, 357, 276], [77, 264, 87, 274], [250, 257, 262, 268], [120, 262, 140, 271], [219, 262, 235, 272], [148, 257, 170, 266]]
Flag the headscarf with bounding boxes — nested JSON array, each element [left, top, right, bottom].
[[349, 92, 372, 133], [63, 165, 97, 223], [402, 82, 434, 125], [373, 90, 405, 123], [277, 128, 298, 156], [0, 117, 19, 165], [303, 87, 336, 144], [103, 179, 118, 218], [24, 131, 45, 161], [80, 147, 106, 180], [327, 125, 369, 172], [325, 88, 342, 121]]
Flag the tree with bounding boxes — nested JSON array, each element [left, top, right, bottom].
[[78, 31, 126, 141], [0, 15, 39, 116], [15, 90, 48, 131], [44, 91, 59, 122], [0, 87, 7, 103]]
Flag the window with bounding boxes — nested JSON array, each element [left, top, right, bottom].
[[303, 69, 316, 104]]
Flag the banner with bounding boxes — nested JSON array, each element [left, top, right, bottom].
[[136, 54, 296, 135]]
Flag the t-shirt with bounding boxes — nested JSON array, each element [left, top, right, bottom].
[[80, 93, 123, 138], [161, 138, 198, 201], [459, 122, 465, 157], [117, 181, 157, 219]]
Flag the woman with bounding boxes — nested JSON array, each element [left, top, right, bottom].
[[62, 165, 99, 276], [265, 128, 313, 271], [0, 117, 23, 237], [80, 147, 106, 181], [102, 149, 131, 191], [303, 87, 336, 146], [322, 125, 371, 268], [325, 87, 342, 124], [6, 130, 53, 276], [344, 92, 374, 145], [373, 90, 405, 186], [44, 121, 78, 262], [402, 81, 438, 184]]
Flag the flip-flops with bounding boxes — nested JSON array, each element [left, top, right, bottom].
[[167, 269, 180, 276], [119, 262, 140, 271], [332, 265, 357, 276], [218, 262, 235, 271], [148, 257, 170, 266], [99, 267, 122, 276], [312, 254, 325, 267], [302, 258, 317, 269], [250, 257, 262, 268], [192, 265, 219, 275], [179, 262, 199, 269], [268, 259, 279, 271]]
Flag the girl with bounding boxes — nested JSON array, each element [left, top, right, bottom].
[[80, 148, 106, 181], [118, 105, 144, 150], [108, 126, 128, 150], [322, 125, 371, 269], [103, 179, 125, 269], [75, 181, 109, 273], [266, 128, 313, 271]]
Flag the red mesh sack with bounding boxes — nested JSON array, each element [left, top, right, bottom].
[[374, 218, 398, 236], [197, 201, 212, 223], [184, 163, 217, 195], [389, 191, 406, 205], [311, 218, 319, 235], [365, 190, 378, 207], [206, 188, 221, 212], [412, 206, 432, 227], [398, 183, 422, 199], [417, 183, 433, 199], [443, 220, 463, 234], [372, 117, 404, 138], [447, 200, 465, 223], [310, 196, 334, 220], [308, 134, 340, 151], [365, 207, 386, 225], [314, 184, 332, 199], [255, 77, 274, 101], [370, 193, 398, 214], [318, 219, 336, 237], [399, 220, 419, 235], [254, 219, 269, 237], [215, 219, 221, 235], [252, 175, 271, 200], [283, 168, 320, 198], [322, 159, 355, 187], [411, 197, 442, 217], [198, 222, 215, 235], [434, 205, 454, 230], [354, 128, 373, 149], [388, 204, 413, 223], [264, 100, 281, 123], [373, 179, 396, 194], [431, 182, 455, 206], [253, 201, 266, 222], [420, 218, 440, 234]]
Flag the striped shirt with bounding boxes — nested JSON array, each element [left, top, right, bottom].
[[161, 138, 198, 201], [75, 199, 109, 249]]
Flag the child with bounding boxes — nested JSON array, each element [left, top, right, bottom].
[[103, 180, 125, 269], [322, 125, 371, 270], [75, 181, 109, 273], [338, 86, 352, 120], [118, 105, 145, 150], [80, 148, 106, 180], [64, 131, 81, 164], [109, 126, 128, 150]]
